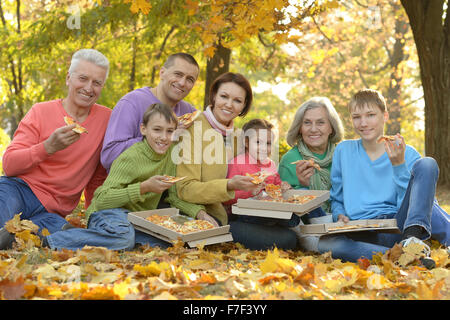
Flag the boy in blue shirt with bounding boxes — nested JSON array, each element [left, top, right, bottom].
[[318, 89, 449, 268]]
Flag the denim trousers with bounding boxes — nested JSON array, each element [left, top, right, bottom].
[[46, 208, 170, 250], [0, 176, 68, 233], [228, 206, 322, 250], [317, 157, 450, 262]]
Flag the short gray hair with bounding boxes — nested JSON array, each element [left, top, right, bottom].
[[68, 49, 109, 80], [286, 97, 344, 147]]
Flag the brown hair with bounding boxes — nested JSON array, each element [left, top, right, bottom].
[[242, 119, 274, 151], [242, 118, 274, 132], [348, 89, 387, 113], [209, 72, 253, 117], [142, 103, 178, 127], [163, 53, 199, 70]]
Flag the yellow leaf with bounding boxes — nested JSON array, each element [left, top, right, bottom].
[[134, 261, 169, 277], [113, 278, 138, 299], [41, 228, 50, 237], [430, 249, 450, 267], [260, 248, 279, 274], [4, 214, 23, 233], [185, 0, 199, 15], [128, 0, 152, 14], [204, 46, 216, 59], [153, 291, 178, 300], [15, 230, 41, 247], [366, 274, 391, 290]]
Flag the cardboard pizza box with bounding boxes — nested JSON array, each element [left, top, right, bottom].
[[236, 189, 329, 214], [127, 208, 232, 247], [231, 205, 294, 219], [299, 218, 400, 236]]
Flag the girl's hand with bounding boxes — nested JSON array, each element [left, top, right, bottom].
[[251, 182, 265, 196], [280, 181, 292, 193], [385, 134, 406, 166], [227, 175, 259, 193], [140, 175, 173, 194], [196, 210, 219, 228], [337, 214, 349, 223], [295, 161, 314, 187]]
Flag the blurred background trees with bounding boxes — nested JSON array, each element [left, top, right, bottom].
[[0, 0, 448, 185]]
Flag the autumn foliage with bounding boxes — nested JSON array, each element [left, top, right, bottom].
[[0, 215, 448, 300]]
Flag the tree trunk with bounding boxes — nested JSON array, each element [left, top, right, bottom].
[[203, 43, 231, 109], [400, 0, 450, 187], [385, 2, 408, 135]]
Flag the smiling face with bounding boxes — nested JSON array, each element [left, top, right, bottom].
[[351, 103, 388, 143], [246, 128, 273, 163], [158, 57, 199, 106], [211, 82, 247, 126], [300, 106, 333, 154], [140, 113, 177, 154], [65, 60, 107, 110]]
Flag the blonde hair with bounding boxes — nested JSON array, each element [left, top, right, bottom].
[[286, 97, 344, 147]]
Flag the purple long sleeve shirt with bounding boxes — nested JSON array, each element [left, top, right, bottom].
[[101, 87, 196, 171]]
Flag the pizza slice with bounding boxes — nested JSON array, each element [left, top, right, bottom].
[[285, 194, 317, 204], [145, 214, 215, 234], [162, 175, 187, 183], [64, 116, 88, 134], [376, 135, 397, 144], [265, 183, 283, 200], [245, 171, 272, 184], [178, 110, 200, 126], [291, 159, 321, 171]]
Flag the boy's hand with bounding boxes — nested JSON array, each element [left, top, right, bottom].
[[295, 161, 314, 186], [140, 175, 173, 194], [337, 214, 349, 223], [385, 134, 406, 166], [196, 210, 219, 228]]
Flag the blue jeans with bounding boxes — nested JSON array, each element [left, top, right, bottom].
[[229, 211, 301, 250], [0, 176, 68, 233], [46, 208, 170, 250], [318, 157, 450, 262]]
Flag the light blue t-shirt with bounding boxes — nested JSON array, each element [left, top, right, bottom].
[[330, 139, 421, 222]]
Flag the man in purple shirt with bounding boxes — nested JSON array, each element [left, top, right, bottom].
[[101, 52, 200, 171]]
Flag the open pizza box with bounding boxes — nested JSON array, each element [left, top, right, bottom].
[[299, 218, 400, 236], [128, 208, 233, 248], [233, 190, 329, 219]]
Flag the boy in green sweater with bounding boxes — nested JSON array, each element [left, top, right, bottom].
[[44, 103, 207, 250]]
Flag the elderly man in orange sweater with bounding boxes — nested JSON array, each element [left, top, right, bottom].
[[0, 48, 111, 249]]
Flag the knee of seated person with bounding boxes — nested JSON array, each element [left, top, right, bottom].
[[118, 226, 135, 250], [413, 157, 438, 177], [317, 235, 347, 252]]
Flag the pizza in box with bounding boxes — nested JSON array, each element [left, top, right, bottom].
[[145, 215, 215, 234]]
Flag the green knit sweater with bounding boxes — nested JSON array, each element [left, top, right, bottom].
[[85, 140, 205, 220]]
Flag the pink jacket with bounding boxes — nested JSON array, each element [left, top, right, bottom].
[[223, 152, 282, 207]]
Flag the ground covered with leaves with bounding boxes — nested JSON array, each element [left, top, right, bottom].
[[0, 213, 449, 300]]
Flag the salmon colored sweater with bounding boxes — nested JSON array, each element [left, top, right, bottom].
[[2, 99, 111, 217]]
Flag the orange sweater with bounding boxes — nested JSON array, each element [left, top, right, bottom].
[[3, 99, 111, 217]]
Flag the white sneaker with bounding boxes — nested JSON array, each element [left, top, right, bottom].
[[400, 236, 435, 269]]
